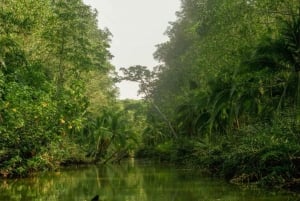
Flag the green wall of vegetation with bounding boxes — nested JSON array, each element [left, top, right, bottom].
[[126, 0, 300, 189], [1, 0, 300, 190], [0, 0, 144, 178]]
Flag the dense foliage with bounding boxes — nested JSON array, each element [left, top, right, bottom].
[[1, 0, 300, 191], [128, 0, 300, 189], [0, 0, 143, 178]]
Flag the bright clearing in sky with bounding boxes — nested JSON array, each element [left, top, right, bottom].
[[82, 0, 181, 99]]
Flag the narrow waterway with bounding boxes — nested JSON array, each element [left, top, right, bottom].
[[0, 159, 298, 201]]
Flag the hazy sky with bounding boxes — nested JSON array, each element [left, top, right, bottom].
[[82, 0, 181, 99]]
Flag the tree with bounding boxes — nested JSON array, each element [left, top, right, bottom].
[[119, 65, 178, 139], [0, 0, 116, 177]]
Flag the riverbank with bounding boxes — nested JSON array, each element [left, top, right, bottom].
[[137, 136, 300, 192], [0, 138, 93, 178], [2, 134, 299, 193]]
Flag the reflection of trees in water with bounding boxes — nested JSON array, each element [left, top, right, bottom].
[[97, 159, 148, 201], [138, 163, 296, 201], [0, 166, 102, 201], [0, 160, 147, 201], [0, 160, 297, 201]]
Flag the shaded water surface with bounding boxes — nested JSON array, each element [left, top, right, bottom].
[[0, 159, 299, 201]]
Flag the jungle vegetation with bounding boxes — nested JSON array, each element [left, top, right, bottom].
[[123, 0, 300, 189], [0, 0, 145, 178], [1, 0, 300, 191]]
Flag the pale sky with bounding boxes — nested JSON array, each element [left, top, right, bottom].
[[82, 0, 181, 99]]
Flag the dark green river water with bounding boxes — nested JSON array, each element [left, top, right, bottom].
[[0, 159, 299, 201]]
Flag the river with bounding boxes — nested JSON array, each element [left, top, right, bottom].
[[0, 159, 298, 201]]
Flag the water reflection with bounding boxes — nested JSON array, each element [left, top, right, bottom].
[[0, 159, 298, 201]]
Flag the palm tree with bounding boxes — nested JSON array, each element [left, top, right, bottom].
[[244, 11, 300, 114]]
